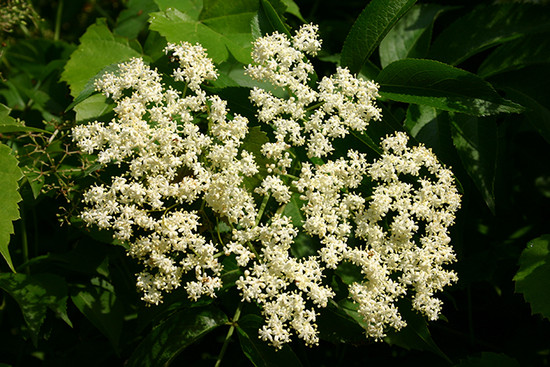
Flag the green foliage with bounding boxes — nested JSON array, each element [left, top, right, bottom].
[[376, 59, 524, 116], [429, 4, 550, 66], [379, 4, 449, 68], [149, 0, 258, 64], [514, 235, 550, 320], [453, 352, 520, 367], [0, 273, 71, 343], [236, 314, 303, 367], [127, 305, 228, 366], [341, 0, 417, 73], [0, 0, 549, 366], [0, 138, 22, 272]]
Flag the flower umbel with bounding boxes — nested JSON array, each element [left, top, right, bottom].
[[73, 25, 460, 348]]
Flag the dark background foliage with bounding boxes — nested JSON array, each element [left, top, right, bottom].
[[0, 0, 549, 366]]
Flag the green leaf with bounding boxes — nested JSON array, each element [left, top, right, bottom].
[[316, 304, 367, 344], [514, 235, 550, 321], [501, 87, 550, 145], [282, 192, 304, 227], [340, 0, 417, 74], [405, 104, 456, 165], [379, 4, 450, 68], [236, 314, 303, 367], [0, 273, 71, 343], [0, 143, 23, 272], [241, 126, 271, 191], [257, 0, 291, 37], [149, 0, 258, 64], [376, 59, 525, 116], [155, 0, 202, 17], [71, 278, 124, 349], [61, 18, 142, 98], [454, 352, 520, 367], [115, 0, 159, 39], [429, 4, 550, 66], [280, 0, 305, 23], [384, 306, 450, 363], [73, 94, 114, 123], [127, 305, 228, 367], [449, 113, 498, 213], [0, 103, 49, 133], [478, 33, 550, 78], [64, 62, 122, 112]]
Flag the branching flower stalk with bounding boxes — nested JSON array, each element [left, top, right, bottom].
[[72, 24, 461, 349]]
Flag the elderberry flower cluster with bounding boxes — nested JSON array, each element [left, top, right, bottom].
[[72, 24, 460, 349]]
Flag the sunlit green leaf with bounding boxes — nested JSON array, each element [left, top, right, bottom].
[[0, 142, 23, 272], [376, 59, 524, 116], [514, 235, 550, 321], [155, 0, 203, 18], [61, 18, 142, 98], [149, 0, 257, 64], [429, 4, 550, 66], [127, 305, 228, 367], [341, 0, 417, 74]]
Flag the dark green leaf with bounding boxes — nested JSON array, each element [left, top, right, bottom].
[[71, 278, 124, 349], [0, 273, 71, 343], [127, 305, 228, 367], [379, 4, 450, 67], [502, 87, 550, 145], [341, 0, 417, 74], [257, 0, 291, 37], [478, 33, 550, 78], [514, 235, 550, 321], [450, 113, 498, 213], [115, 0, 159, 39], [429, 4, 550, 66], [237, 314, 303, 367], [384, 306, 450, 363], [376, 59, 524, 116], [454, 352, 520, 367], [316, 304, 367, 344], [405, 104, 456, 165], [61, 18, 142, 98], [0, 142, 23, 272]]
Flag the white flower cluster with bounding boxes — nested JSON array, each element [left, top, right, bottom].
[[247, 23, 382, 163], [73, 42, 256, 305], [72, 24, 460, 349]]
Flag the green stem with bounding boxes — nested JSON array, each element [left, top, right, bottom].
[[214, 303, 242, 367], [19, 210, 29, 275], [54, 0, 63, 41]]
